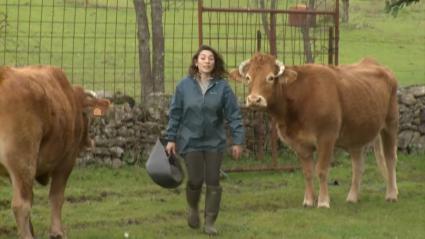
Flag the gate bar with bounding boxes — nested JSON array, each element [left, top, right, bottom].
[[334, 0, 340, 65], [198, 0, 204, 46], [201, 7, 335, 15], [224, 165, 300, 173], [328, 27, 334, 65]]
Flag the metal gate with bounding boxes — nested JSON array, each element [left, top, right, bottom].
[[197, 0, 340, 172]]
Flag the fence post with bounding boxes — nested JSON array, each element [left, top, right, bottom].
[[198, 0, 203, 46], [255, 30, 265, 161], [328, 27, 334, 65], [269, 12, 278, 166], [334, 0, 340, 65]]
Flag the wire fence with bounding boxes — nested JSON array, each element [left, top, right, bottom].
[[0, 0, 199, 100], [0, 0, 340, 101], [1, 0, 137, 96], [1, 0, 422, 101]]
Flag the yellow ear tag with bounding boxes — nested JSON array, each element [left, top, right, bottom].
[[93, 107, 103, 116]]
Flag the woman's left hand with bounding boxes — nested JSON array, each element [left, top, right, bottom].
[[231, 145, 243, 160]]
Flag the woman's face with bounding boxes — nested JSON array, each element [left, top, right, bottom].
[[196, 50, 215, 75]]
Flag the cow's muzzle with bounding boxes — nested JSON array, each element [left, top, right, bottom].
[[246, 94, 267, 108]]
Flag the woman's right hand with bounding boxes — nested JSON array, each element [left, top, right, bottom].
[[165, 142, 176, 156]]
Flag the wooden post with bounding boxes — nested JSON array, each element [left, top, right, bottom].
[[254, 31, 265, 161], [328, 27, 334, 65], [198, 0, 203, 46], [269, 13, 278, 166]]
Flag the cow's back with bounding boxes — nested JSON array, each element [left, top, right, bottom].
[[0, 66, 83, 179], [333, 60, 398, 148], [280, 60, 398, 150]]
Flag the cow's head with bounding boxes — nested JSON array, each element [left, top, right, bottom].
[[73, 86, 111, 150], [229, 53, 298, 109]]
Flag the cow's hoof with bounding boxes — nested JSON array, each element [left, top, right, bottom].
[[385, 197, 398, 202], [386, 190, 398, 202], [317, 201, 330, 208], [49, 234, 63, 239], [302, 199, 314, 208], [346, 194, 359, 203]]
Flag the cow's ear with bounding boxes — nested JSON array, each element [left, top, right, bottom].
[[228, 68, 243, 82], [88, 98, 111, 117], [74, 86, 111, 117], [278, 69, 298, 85]]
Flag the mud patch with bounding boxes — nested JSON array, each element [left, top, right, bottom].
[[72, 220, 110, 229], [168, 210, 185, 218], [72, 217, 143, 230], [0, 199, 10, 209], [66, 191, 121, 204], [120, 218, 142, 226], [230, 180, 288, 192], [66, 194, 103, 203], [99, 190, 121, 198], [0, 226, 15, 237], [242, 201, 284, 211]]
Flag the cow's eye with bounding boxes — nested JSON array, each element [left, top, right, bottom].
[[245, 75, 251, 84], [266, 75, 275, 83]]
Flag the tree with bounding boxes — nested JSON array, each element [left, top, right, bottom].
[[341, 0, 349, 23], [133, 0, 164, 106], [258, 0, 277, 42], [150, 0, 164, 94], [301, 0, 315, 63], [385, 0, 420, 16]]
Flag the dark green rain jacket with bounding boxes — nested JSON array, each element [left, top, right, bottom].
[[165, 76, 245, 154]]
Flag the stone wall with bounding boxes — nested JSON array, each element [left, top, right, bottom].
[[397, 85, 425, 153], [77, 85, 425, 167], [78, 93, 171, 167]]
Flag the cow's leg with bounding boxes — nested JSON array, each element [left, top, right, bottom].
[[49, 162, 74, 239], [316, 138, 335, 208], [346, 147, 365, 203], [373, 135, 388, 182], [7, 158, 36, 239], [381, 90, 399, 202], [295, 147, 315, 207], [381, 129, 398, 202], [300, 156, 315, 207]]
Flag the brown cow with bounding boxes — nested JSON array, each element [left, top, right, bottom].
[[230, 53, 399, 208], [0, 65, 110, 238]]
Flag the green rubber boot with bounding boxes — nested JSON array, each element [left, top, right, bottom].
[[186, 186, 201, 229], [204, 186, 222, 235]]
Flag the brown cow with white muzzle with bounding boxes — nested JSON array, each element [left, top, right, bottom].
[[0, 65, 110, 238], [230, 53, 399, 208]]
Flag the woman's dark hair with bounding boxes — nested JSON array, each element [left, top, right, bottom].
[[188, 45, 227, 79]]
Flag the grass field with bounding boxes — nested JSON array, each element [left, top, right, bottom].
[[339, 0, 425, 86], [0, 153, 424, 239]]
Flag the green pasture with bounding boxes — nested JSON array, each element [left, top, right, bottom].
[[0, 0, 423, 100], [0, 153, 424, 239], [339, 0, 425, 86]]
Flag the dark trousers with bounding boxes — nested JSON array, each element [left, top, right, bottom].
[[184, 151, 223, 189]]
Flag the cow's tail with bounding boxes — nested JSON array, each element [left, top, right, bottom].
[[373, 134, 388, 182]]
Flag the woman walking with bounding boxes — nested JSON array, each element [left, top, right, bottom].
[[165, 45, 245, 235]]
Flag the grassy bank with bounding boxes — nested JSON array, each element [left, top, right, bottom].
[[0, 153, 424, 239]]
